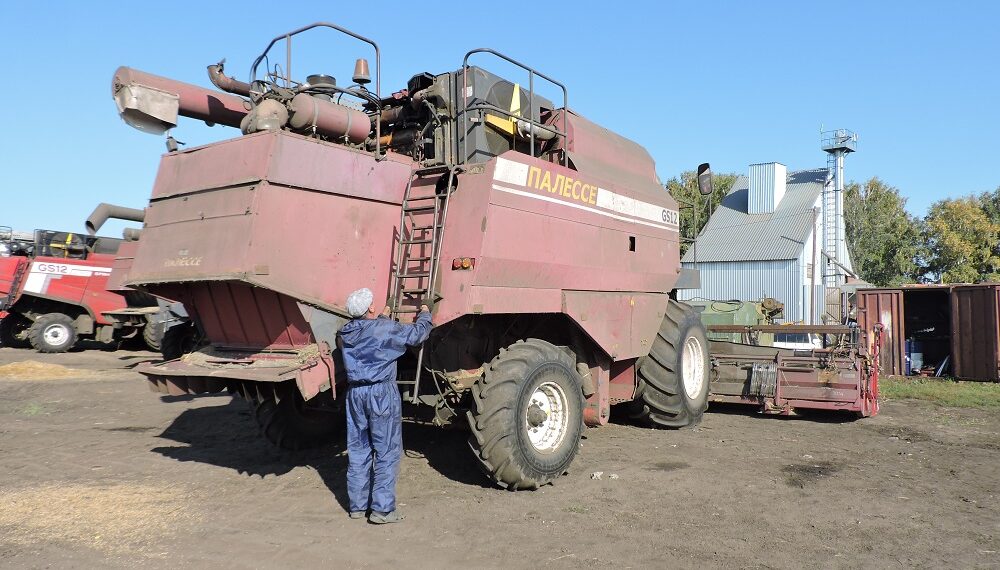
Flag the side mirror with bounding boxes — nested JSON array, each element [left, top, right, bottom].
[[696, 163, 713, 195]]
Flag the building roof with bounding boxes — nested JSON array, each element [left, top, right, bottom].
[[682, 168, 826, 263]]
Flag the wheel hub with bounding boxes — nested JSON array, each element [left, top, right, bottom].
[[525, 380, 570, 452], [526, 404, 547, 427], [681, 335, 706, 399], [43, 324, 69, 346]]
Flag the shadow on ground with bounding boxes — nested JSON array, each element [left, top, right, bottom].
[[151, 398, 491, 513], [704, 402, 860, 424]]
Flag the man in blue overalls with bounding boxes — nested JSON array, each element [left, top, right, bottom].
[[339, 287, 433, 524]]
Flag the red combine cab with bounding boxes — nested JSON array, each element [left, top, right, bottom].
[[0, 227, 162, 353], [111, 22, 717, 489]]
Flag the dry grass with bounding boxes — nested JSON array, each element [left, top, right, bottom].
[[0, 360, 92, 381], [0, 482, 197, 556]]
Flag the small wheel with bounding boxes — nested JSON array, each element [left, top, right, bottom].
[[160, 322, 199, 360], [28, 313, 78, 353], [467, 338, 584, 490], [626, 300, 711, 427], [0, 314, 31, 348], [142, 319, 164, 351], [252, 389, 343, 451]]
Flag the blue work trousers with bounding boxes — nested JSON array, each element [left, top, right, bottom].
[[346, 381, 402, 514]]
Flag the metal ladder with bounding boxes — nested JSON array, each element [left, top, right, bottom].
[[822, 153, 840, 286], [389, 165, 458, 403]]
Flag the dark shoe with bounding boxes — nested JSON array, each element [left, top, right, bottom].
[[349, 511, 366, 519], [368, 510, 404, 524]]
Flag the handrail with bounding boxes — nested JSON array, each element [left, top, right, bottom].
[[248, 22, 382, 157], [460, 48, 568, 166]]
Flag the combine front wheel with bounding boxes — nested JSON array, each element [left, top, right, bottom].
[[28, 313, 78, 353], [627, 300, 710, 427], [467, 338, 583, 490]]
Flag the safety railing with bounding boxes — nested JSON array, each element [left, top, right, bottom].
[[460, 49, 568, 166], [247, 22, 383, 157]]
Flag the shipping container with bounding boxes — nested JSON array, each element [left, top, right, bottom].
[[857, 284, 988, 379], [856, 289, 904, 376], [951, 284, 1000, 381]]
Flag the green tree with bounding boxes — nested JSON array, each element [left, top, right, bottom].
[[976, 186, 1000, 275], [666, 171, 738, 255], [923, 196, 1000, 283], [844, 178, 922, 286]]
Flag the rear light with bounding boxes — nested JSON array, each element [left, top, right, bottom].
[[452, 257, 475, 270]]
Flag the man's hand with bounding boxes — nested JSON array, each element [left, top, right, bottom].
[[381, 305, 392, 317], [420, 304, 431, 314]]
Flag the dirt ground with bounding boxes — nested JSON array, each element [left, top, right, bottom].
[[0, 347, 997, 569]]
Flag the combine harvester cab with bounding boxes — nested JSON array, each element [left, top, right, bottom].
[[112, 22, 716, 487]]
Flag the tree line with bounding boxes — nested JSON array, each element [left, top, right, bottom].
[[667, 170, 1000, 287]]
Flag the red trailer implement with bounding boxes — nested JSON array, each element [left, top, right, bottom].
[[111, 22, 716, 488], [706, 324, 882, 417]]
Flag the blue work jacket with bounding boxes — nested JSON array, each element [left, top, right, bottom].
[[339, 311, 433, 384]]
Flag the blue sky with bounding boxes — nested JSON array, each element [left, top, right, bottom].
[[2, 1, 997, 236]]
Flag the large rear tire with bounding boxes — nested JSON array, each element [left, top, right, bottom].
[[627, 300, 710, 427], [0, 314, 31, 348], [28, 313, 78, 353], [253, 391, 343, 451], [467, 338, 584, 490]]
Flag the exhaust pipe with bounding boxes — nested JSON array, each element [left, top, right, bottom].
[[86, 203, 145, 235], [207, 60, 252, 97]]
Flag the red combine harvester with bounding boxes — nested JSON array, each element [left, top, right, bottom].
[[111, 22, 801, 488], [0, 224, 162, 352]]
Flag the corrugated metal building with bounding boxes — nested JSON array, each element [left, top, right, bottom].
[[680, 163, 850, 323]]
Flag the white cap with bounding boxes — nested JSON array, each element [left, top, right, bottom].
[[345, 288, 374, 318]]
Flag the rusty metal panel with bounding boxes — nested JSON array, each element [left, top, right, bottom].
[[562, 291, 631, 359], [951, 285, 1000, 381], [856, 289, 904, 376]]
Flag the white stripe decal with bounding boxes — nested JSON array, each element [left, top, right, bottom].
[[492, 184, 679, 232], [494, 157, 530, 186], [492, 157, 679, 229], [22, 273, 48, 294], [595, 188, 678, 226]]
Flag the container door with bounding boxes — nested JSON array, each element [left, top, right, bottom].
[[856, 289, 904, 376], [951, 285, 1000, 381]]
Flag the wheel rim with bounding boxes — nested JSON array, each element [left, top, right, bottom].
[[681, 335, 706, 399], [525, 380, 570, 452], [43, 323, 70, 347]]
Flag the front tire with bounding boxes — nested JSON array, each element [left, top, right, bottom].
[[253, 391, 343, 451], [627, 300, 710, 427], [467, 338, 584, 490], [28, 313, 78, 353]]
